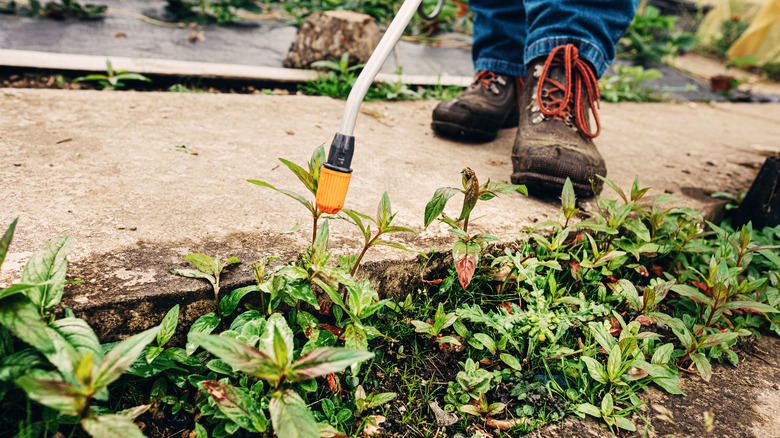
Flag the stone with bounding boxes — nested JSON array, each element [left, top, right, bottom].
[[284, 10, 380, 69]]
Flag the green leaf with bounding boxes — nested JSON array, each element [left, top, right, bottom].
[[653, 377, 684, 395], [145, 346, 164, 364], [0, 218, 18, 270], [269, 390, 320, 438], [700, 330, 746, 348], [52, 317, 103, 363], [424, 187, 460, 229], [344, 324, 368, 351], [220, 286, 258, 317], [186, 312, 220, 356], [285, 280, 320, 310], [190, 334, 280, 381], [757, 249, 780, 270], [0, 281, 58, 301], [411, 320, 433, 335], [474, 333, 496, 354], [311, 220, 330, 265], [368, 392, 397, 408], [288, 347, 374, 381], [577, 403, 602, 418], [81, 409, 149, 438], [601, 393, 614, 413], [671, 284, 714, 306], [260, 314, 294, 367], [614, 416, 636, 431], [22, 236, 74, 312], [93, 326, 159, 391], [723, 301, 779, 313], [157, 305, 180, 347], [500, 353, 523, 371], [202, 380, 267, 432], [182, 254, 217, 275], [581, 356, 608, 385], [459, 404, 481, 416], [459, 168, 479, 221], [247, 180, 314, 213], [690, 352, 712, 382], [0, 295, 53, 354], [651, 343, 674, 365], [377, 192, 392, 226], [606, 344, 623, 381], [15, 377, 82, 416], [194, 423, 207, 438], [169, 268, 216, 285], [598, 175, 627, 203], [0, 348, 46, 381], [341, 209, 369, 241]]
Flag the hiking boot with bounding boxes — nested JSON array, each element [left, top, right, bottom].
[[511, 44, 606, 197], [432, 71, 522, 142]]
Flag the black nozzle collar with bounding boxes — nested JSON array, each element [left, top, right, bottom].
[[325, 133, 354, 173]]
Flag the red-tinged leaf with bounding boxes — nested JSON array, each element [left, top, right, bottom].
[[499, 302, 514, 315], [421, 278, 444, 285], [288, 348, 374, 381], [570, 261, 581, 281], [636, 315, 656, 326], [326, 373, 339, 393], [190, 334, 280, 381], [456, 254, 477, 290], [606, 275, 618, 284], [15, 377, 83, 416], [609, 317, 621, 336], [319, 324, 343, 336], [635, 266, 649, 277], [692, 281, 710, 293], [202, 381, 267, 432], [652, 265, 664, 276]]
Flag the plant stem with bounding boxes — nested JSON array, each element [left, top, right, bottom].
[[351, 234, 380, 278], [463, 215, 470, 234]]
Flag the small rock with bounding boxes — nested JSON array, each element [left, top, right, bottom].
[[116, 225, 126, 230], [129, 227, 137, 231], [362, 415, 386, 436], [429, 401, 458, 427]]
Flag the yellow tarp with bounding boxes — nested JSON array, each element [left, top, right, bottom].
[[727, 0, 780, 63], [697, 0, 780, 63]]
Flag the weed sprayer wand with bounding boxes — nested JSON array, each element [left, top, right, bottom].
[[315, 0, 444, 214]]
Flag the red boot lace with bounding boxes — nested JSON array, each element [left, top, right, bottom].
[[474, 70, 524, 106], [535, 45, 601, 139]]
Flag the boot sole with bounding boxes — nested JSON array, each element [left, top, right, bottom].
[[511, 171, 601, 198], [431, 121, 499, 143], [432, 105, 519, 143]]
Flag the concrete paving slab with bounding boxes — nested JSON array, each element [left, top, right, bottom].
[[1, 89, 777, 341]]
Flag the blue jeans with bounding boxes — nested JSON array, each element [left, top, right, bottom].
[[470, 0, 640, 78]]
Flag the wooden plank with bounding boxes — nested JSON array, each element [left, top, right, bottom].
[[0, 49, 472, 86]]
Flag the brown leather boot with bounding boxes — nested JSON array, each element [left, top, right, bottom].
[[511, 44, 606, 197], [432, 71, 522, 142]]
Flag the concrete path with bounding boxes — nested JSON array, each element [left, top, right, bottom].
[[1, 88, 778, 339]]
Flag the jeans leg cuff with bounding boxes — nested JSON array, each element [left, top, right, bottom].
[[524, 38, 610, 77], [473, 58, 527, 78]]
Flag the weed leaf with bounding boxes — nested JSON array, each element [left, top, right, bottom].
[[202, 380, 267, 432], [15, 377, 81, 416], [52, 317, 103, 363], [220, 286, 258, 317], [186, 313, 220, 356], [0, 218, 17, 269], [169, 268, 216, 285], [157, 305, 180, 347], [182, 254, 217, 275], [247, 180, 314, 212], [191, 334, 279, 381], [269, 390, 319, 438], [424, 187, 460, 229], [0, 295, 53, 354], [22, 236, 73, 312], [289, 347, 374, 381], [94, 326, 159, 390], [81, 409, 149, 438]]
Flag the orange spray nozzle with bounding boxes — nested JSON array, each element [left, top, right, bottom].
[[315, 133, 354, 214]]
